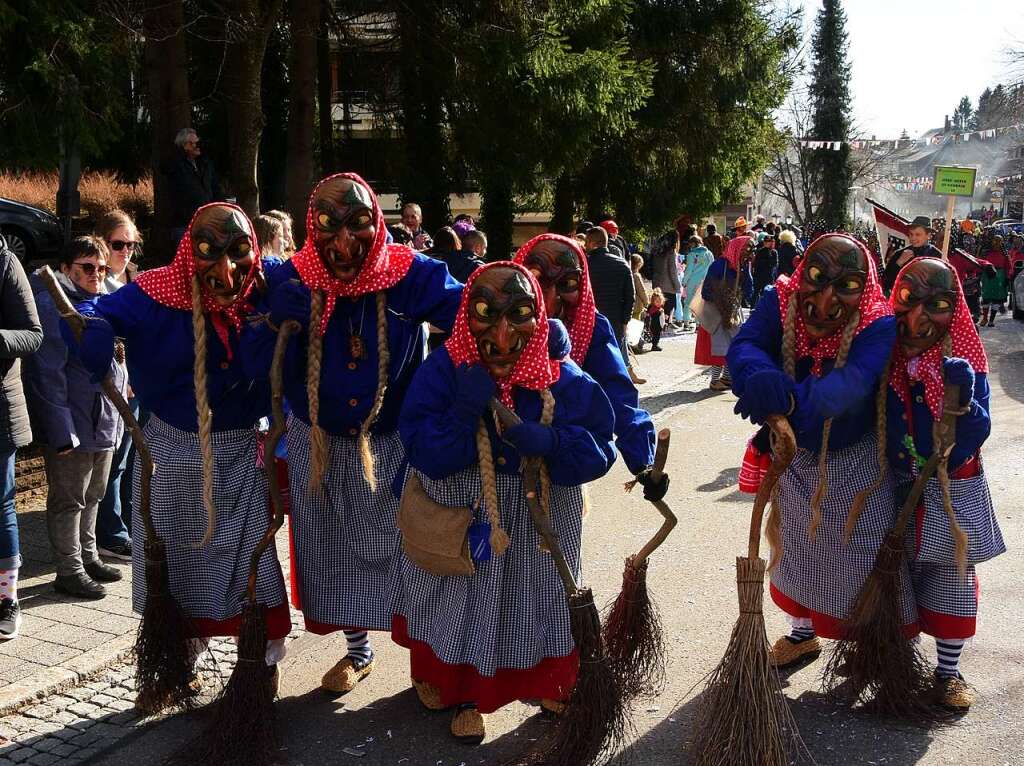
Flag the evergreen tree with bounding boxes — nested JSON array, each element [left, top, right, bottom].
[[952, 95, 973, 132], [809, 0, 852, 229]]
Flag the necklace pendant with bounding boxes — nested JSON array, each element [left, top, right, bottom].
[[349, 333, 367, 360]]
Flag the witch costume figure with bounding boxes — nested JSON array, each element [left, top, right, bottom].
[[246, 172, 463, 694], [694, 221, 753, 391], [390, 261, 616, 743], [513, 233, 663, 497], [76, 203, 289, 710], [727, 233, 905, 668], [886, 257, 1005, 711]]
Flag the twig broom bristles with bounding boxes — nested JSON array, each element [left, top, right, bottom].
[[689, 414, 804, 766]]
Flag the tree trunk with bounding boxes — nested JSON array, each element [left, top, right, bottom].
[[480, 172, 515, 260], [286, 0, 321, 239], [221, 0, 284, 217], [549, 172, 575, 235], [316, 3, 335, 176], [142, 0, 191, 264]]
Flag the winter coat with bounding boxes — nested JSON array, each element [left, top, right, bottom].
[[652, 247, 682, 295], [23, 274, 128, 452], [632, 273, 649, 321], [163, 151, 221, 228], [586, 246, 635, 334], [0, 244, 43, 451]]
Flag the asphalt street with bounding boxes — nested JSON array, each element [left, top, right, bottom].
[[92, 317, 1024, 766]]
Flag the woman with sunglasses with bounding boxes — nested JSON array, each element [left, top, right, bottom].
[[96, 210, 141, 292], [22, 237, 129, 599], [93, 210, 143, 563]]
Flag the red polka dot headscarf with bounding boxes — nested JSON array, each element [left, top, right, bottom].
[[291, 172, 415, 335], [773, 233, 892, 376], [889, 258, 988, 420], [513, 233, 596, 366], [135, 202, 262, 357], [445, 261, 560, 410]]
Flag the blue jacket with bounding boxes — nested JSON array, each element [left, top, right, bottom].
[[23, 276, 128, 452], [242, 254, 463, 438], [78, 280, 274, 434], [727, 287, 897, 453], [886, 372, 991, 475], [400, 347, 617, 487], [584, 313, 655, 474]]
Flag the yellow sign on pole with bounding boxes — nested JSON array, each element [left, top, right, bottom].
[[933, 166, 977, 197]]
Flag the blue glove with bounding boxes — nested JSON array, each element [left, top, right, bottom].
[[547, 318, 571, 360], [503, 421, 558, 457], [452, 363, 496, 425], [733, 368, 794, 425], [61, 315, 115, 384], [270, 279, 312, 329], [943, 357, 975, 407]]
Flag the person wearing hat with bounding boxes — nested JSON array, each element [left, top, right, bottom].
[[598, 219, 628, 261], [881, 215, 943, 294]]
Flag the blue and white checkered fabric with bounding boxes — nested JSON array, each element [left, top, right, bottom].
[[771, 434, 917, 626], [131, 416, 287, 622], [915, 474, 1005, 566], [392, 467, 583, 677], [286, 417, 407, 631]]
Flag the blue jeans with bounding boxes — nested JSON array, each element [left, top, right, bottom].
[[96, 397, 139, 548], [0, 449, 21, 570]]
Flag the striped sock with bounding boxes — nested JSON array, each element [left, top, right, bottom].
[[720, 365, 732, 385], [788, 625, 816, 643], [935, 638, 966, 678], [710, 366, 722, 382], [345, 630, 373, 665]]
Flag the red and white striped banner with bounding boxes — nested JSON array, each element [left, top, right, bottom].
[[867, 198, 909, 256]]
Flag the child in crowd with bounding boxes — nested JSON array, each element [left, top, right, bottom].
[[642, 288, 666, 352]]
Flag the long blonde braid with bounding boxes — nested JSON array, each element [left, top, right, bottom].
[[306, 289, 327, 491], [358, 292, 390, 491], [843, 357, 890, 542], [935, 335, 969, 578], [768, 293, 800, 568], [807, 310, 860, 541], [476, 420, 509, 556], [538, 388, 556, 518], [190, 276, 216, 547]]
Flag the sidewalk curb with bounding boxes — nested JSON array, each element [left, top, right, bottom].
[[0, 632, 135, 717]]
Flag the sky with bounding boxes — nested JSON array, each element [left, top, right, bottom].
[[798, 0, 1024, 139]]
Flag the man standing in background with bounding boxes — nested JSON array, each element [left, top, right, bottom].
[[586, 226, 635, 363]]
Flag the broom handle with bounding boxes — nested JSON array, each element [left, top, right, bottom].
[[889, 383, 961, 538], [747, 414, 797, 560], [245, 319, 301, 603], [36, 267, 158, 541], [633, 428, 678, 564], [490, 398, 581, 597]]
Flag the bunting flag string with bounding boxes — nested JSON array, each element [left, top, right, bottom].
[[798, 121, 1024, 151]]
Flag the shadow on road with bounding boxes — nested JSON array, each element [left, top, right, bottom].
[[641, 388, 721, 417], [694, 467, 739, 492]]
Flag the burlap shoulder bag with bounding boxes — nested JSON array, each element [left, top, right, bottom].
[[398, 472, 475, 576]]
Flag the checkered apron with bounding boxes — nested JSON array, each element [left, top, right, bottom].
[[907, 473, 1005, 622], [286, 417, 407, 631], [771, 434, 916, 626], [130, 416, 286, 621], [392, 467, 582, 677]]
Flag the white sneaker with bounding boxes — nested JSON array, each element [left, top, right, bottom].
[[0, 599, 22, 640]]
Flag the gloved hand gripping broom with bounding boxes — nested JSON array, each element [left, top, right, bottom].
[[36, 266, 199, 712]]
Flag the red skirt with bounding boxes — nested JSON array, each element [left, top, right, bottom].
[[192, 602, 292, 641], [770, 584, 920, 640], [694, 326, 725, 366], [391, 615, 578, 714]]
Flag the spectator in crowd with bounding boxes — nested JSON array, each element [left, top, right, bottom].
[[387, 222, 414, 246], [881, 216, 942, 293], [628, 253, 648, 384], [94, 211, 142, 562], [751, 232, 778, 303], [980, 234, 1009, 327], [705, 227, 725, 262], [23, 237, 128, 599], [401, 202, 431, 251], [429, 226, 482, 284], [598, 218, 628, 260], [643, 288, 666, 352], [585, 225, 635, 362], [680, 234, 713, 330], [451, 214, 475, 240], [264, 210, 296, 258], [461, 229, 488, 265], [752, 214, 767, 231], [0, 235, 43, 639], [650, 230, 682, 328], [776, 228, 800, 276], [254, 214, 286, 259], [164, 128, 221, 246], [96, 210, 140, 291]]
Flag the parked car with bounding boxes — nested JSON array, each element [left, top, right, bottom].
[[0, 197, 63, 264]]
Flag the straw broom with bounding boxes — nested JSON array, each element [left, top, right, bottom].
[[36, 266, 199, 712], [688, 414, 802, 766], [182, 319, 300, 766], [822, 382, 965, 723], [603, 428, 677, 700], [491, 400, 629, 766]]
